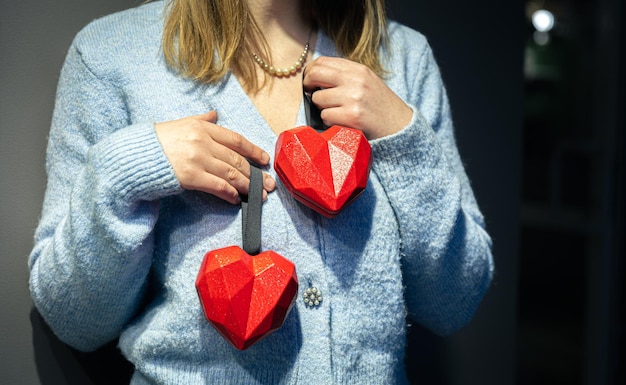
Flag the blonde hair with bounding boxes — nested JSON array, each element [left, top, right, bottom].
[[161, 0, 388, 91]]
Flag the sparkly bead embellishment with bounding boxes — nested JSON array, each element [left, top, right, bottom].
[[303, 287, 322, 307]]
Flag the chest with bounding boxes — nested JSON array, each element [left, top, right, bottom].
[[246, 76, 306, 135]]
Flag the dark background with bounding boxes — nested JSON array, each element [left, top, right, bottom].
[[0, 0, 622, 384]]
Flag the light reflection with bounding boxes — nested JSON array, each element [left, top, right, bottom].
[[532, 9, 555, 32]]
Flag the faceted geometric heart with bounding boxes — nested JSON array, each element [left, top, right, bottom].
[[196, 246, 298, 350], [274, 125, 372, 218]]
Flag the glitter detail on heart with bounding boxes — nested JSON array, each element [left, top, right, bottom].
[[274, 125, 372, 218], [196, 246, 298, 350]]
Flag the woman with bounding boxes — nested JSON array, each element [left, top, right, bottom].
[[29, 0, 494, 383]]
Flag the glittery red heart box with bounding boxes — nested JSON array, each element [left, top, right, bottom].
[[274, 125, 372, 218], [196, 246, 298, 350]]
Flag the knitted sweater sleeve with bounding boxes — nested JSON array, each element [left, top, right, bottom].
[[370, 39, 494, 336], [28, 41, 182, 351]]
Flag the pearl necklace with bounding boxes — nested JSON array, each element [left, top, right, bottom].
[[252, 40, 310, 77]]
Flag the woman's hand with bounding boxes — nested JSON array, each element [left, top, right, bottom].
[[155, 111, 275, 204], [303, 56, 413, 140]]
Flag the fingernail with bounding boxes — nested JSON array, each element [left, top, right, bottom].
[[262, 152, 270, 164]]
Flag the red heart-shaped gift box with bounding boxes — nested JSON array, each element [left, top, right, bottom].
[[274, 125, 372, 218], [196, 246, 298, 350]]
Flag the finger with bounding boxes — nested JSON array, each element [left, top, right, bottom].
[[201, 160, 274, 202], [197, 110, 218, 123], [208, 125, 271, 166], [263, 172, 276, 192], [185, 171, 242, 205], [203, 148, 253, 194], [310, 87, 342, 110], [318, 106, 357, 129], [303, 58, 342, 91], [201, 145, 274, 193], [184, 154, 275, 203]]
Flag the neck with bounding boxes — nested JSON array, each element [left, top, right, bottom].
[[247, 0, 311, 44]]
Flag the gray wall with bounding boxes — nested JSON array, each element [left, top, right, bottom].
[[0, 2, 137, 383], [0, 1, 522, 384]]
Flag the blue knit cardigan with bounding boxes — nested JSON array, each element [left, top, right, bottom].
[[29, 2, 494, 384]]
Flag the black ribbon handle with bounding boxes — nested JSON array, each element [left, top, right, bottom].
[[241, 83, 329, 246], [303, 89, 328, 132], [241, 163, 263, 255]]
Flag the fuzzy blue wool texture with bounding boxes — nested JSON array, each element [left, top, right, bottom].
[[29, 1, 494, 384]]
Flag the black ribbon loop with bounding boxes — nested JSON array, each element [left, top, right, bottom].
[[241, 163, 263, 255], [304, 89, 328, 132]]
